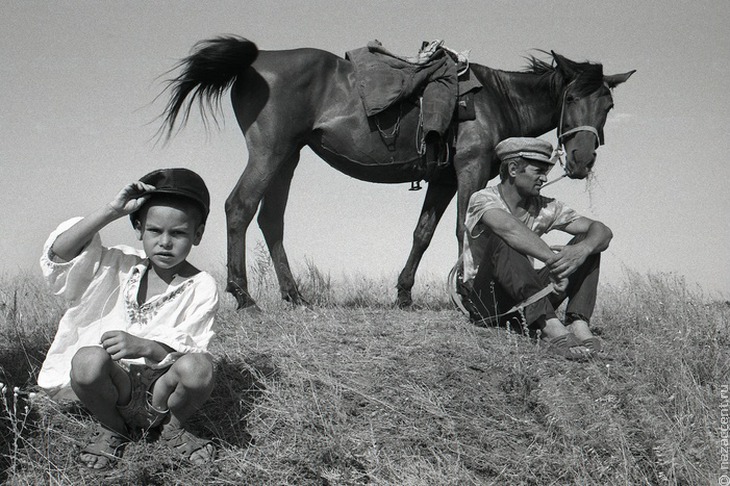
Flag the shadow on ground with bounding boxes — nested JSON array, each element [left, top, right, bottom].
[[190, 353, 279, 449]]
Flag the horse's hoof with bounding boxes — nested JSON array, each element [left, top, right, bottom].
[[283, 292, 311, 308], [235, 299, 261, 311], [239, 303, 263, 315], [396, 291, 413, 309], [226, 283, 258, 310]]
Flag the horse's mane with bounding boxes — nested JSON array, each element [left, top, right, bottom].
[[523, 52, 605, 98]]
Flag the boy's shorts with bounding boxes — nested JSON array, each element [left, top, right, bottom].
[[116, 363, 170, 433]]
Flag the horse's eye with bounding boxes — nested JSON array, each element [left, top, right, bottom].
[[566, 94, 577, 104]]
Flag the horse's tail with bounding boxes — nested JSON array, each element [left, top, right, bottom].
[[158, 35, 259, 140]]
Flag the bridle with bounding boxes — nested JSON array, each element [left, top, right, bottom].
[[544, 80, 606, 186]]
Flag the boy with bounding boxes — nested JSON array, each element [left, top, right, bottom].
[[39, 168, 219, 469]]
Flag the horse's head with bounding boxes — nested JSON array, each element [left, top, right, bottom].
[[552, 52, 635, 179]]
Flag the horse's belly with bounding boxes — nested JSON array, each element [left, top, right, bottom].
[[313, 103, 426, 183]]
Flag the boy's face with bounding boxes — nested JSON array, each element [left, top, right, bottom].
[[134, 201, 204, 273]]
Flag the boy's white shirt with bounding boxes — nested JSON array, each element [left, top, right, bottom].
[[38, 217, 219, 391]]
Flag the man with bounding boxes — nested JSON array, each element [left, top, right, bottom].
[[459, 137, 612, 360]]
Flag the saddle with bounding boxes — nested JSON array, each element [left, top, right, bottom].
[[346, 40, 482, 182], [345, 40, 481, 183], [346, 40, 455, 117], [346, 40, 481, 121]]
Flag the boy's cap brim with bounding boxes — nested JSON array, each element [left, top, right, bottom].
[[130, 168, 210, 224]]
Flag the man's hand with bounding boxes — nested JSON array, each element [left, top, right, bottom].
[[546, 244, 590, 280], [108, 181, 156, 216], [550, 275, 569, 294], [100, 330, 150, 361]]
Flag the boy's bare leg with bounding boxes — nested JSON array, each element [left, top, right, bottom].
[[71, 346, 132, 433], [151, 353, 214, 424], [70, 346, 132, 468], [151, 353, 215, 463]]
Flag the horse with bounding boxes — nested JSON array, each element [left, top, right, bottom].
[[158, 36, 634, 309]]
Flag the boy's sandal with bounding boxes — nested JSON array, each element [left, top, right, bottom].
[[160, 425, 216, 464], [579, 336, 603, 354], [544, 333, 592, 362], [79, 425, 129, 470]]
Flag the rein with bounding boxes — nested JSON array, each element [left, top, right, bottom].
[[448, 258, 556, 321]]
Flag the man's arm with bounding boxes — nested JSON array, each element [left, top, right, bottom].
[[548, 217, 613, 279], [480, 208, 556, 263], [562, 217, 613, 252]]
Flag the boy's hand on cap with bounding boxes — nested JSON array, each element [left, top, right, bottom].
[[109, 181, 156, 216]]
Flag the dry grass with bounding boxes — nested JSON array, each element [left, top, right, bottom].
[[0, 263, 727, 485]]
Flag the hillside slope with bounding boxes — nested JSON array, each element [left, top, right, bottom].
[[1, 270, 726, 484]]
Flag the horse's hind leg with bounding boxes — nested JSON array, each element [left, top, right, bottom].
[[224, 147, 293, 309], [396, 181, 457, 308], [225, 167, 266, 309], [257, 154, 305, 305]]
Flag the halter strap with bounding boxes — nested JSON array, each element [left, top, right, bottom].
[[548, 80, 605, 182], [556, 81, 602, 150], [559, 125, 600, 146]]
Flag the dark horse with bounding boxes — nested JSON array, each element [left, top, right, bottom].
[[159, 36, 634, 309]]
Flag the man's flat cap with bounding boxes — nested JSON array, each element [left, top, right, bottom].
[[495, 137, 554, 164]]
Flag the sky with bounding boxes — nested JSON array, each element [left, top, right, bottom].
[[1, 0, 729, 300]]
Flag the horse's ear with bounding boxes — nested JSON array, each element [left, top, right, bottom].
[[551, 51, 579, 80], [604, 70, 636, 88]]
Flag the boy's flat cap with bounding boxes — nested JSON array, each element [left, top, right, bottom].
[[133, 168, 210, 223]]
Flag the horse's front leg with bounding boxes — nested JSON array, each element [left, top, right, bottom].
[[452, 154, 493, 279], [396, 180, 457, 308], [257, 155, 306, 305]]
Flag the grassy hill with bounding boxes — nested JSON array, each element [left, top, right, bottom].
[[0, 265, 726, 485]]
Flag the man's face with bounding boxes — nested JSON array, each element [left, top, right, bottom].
[[135, 202, 204, 274], [513, 160, 553, 197]]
